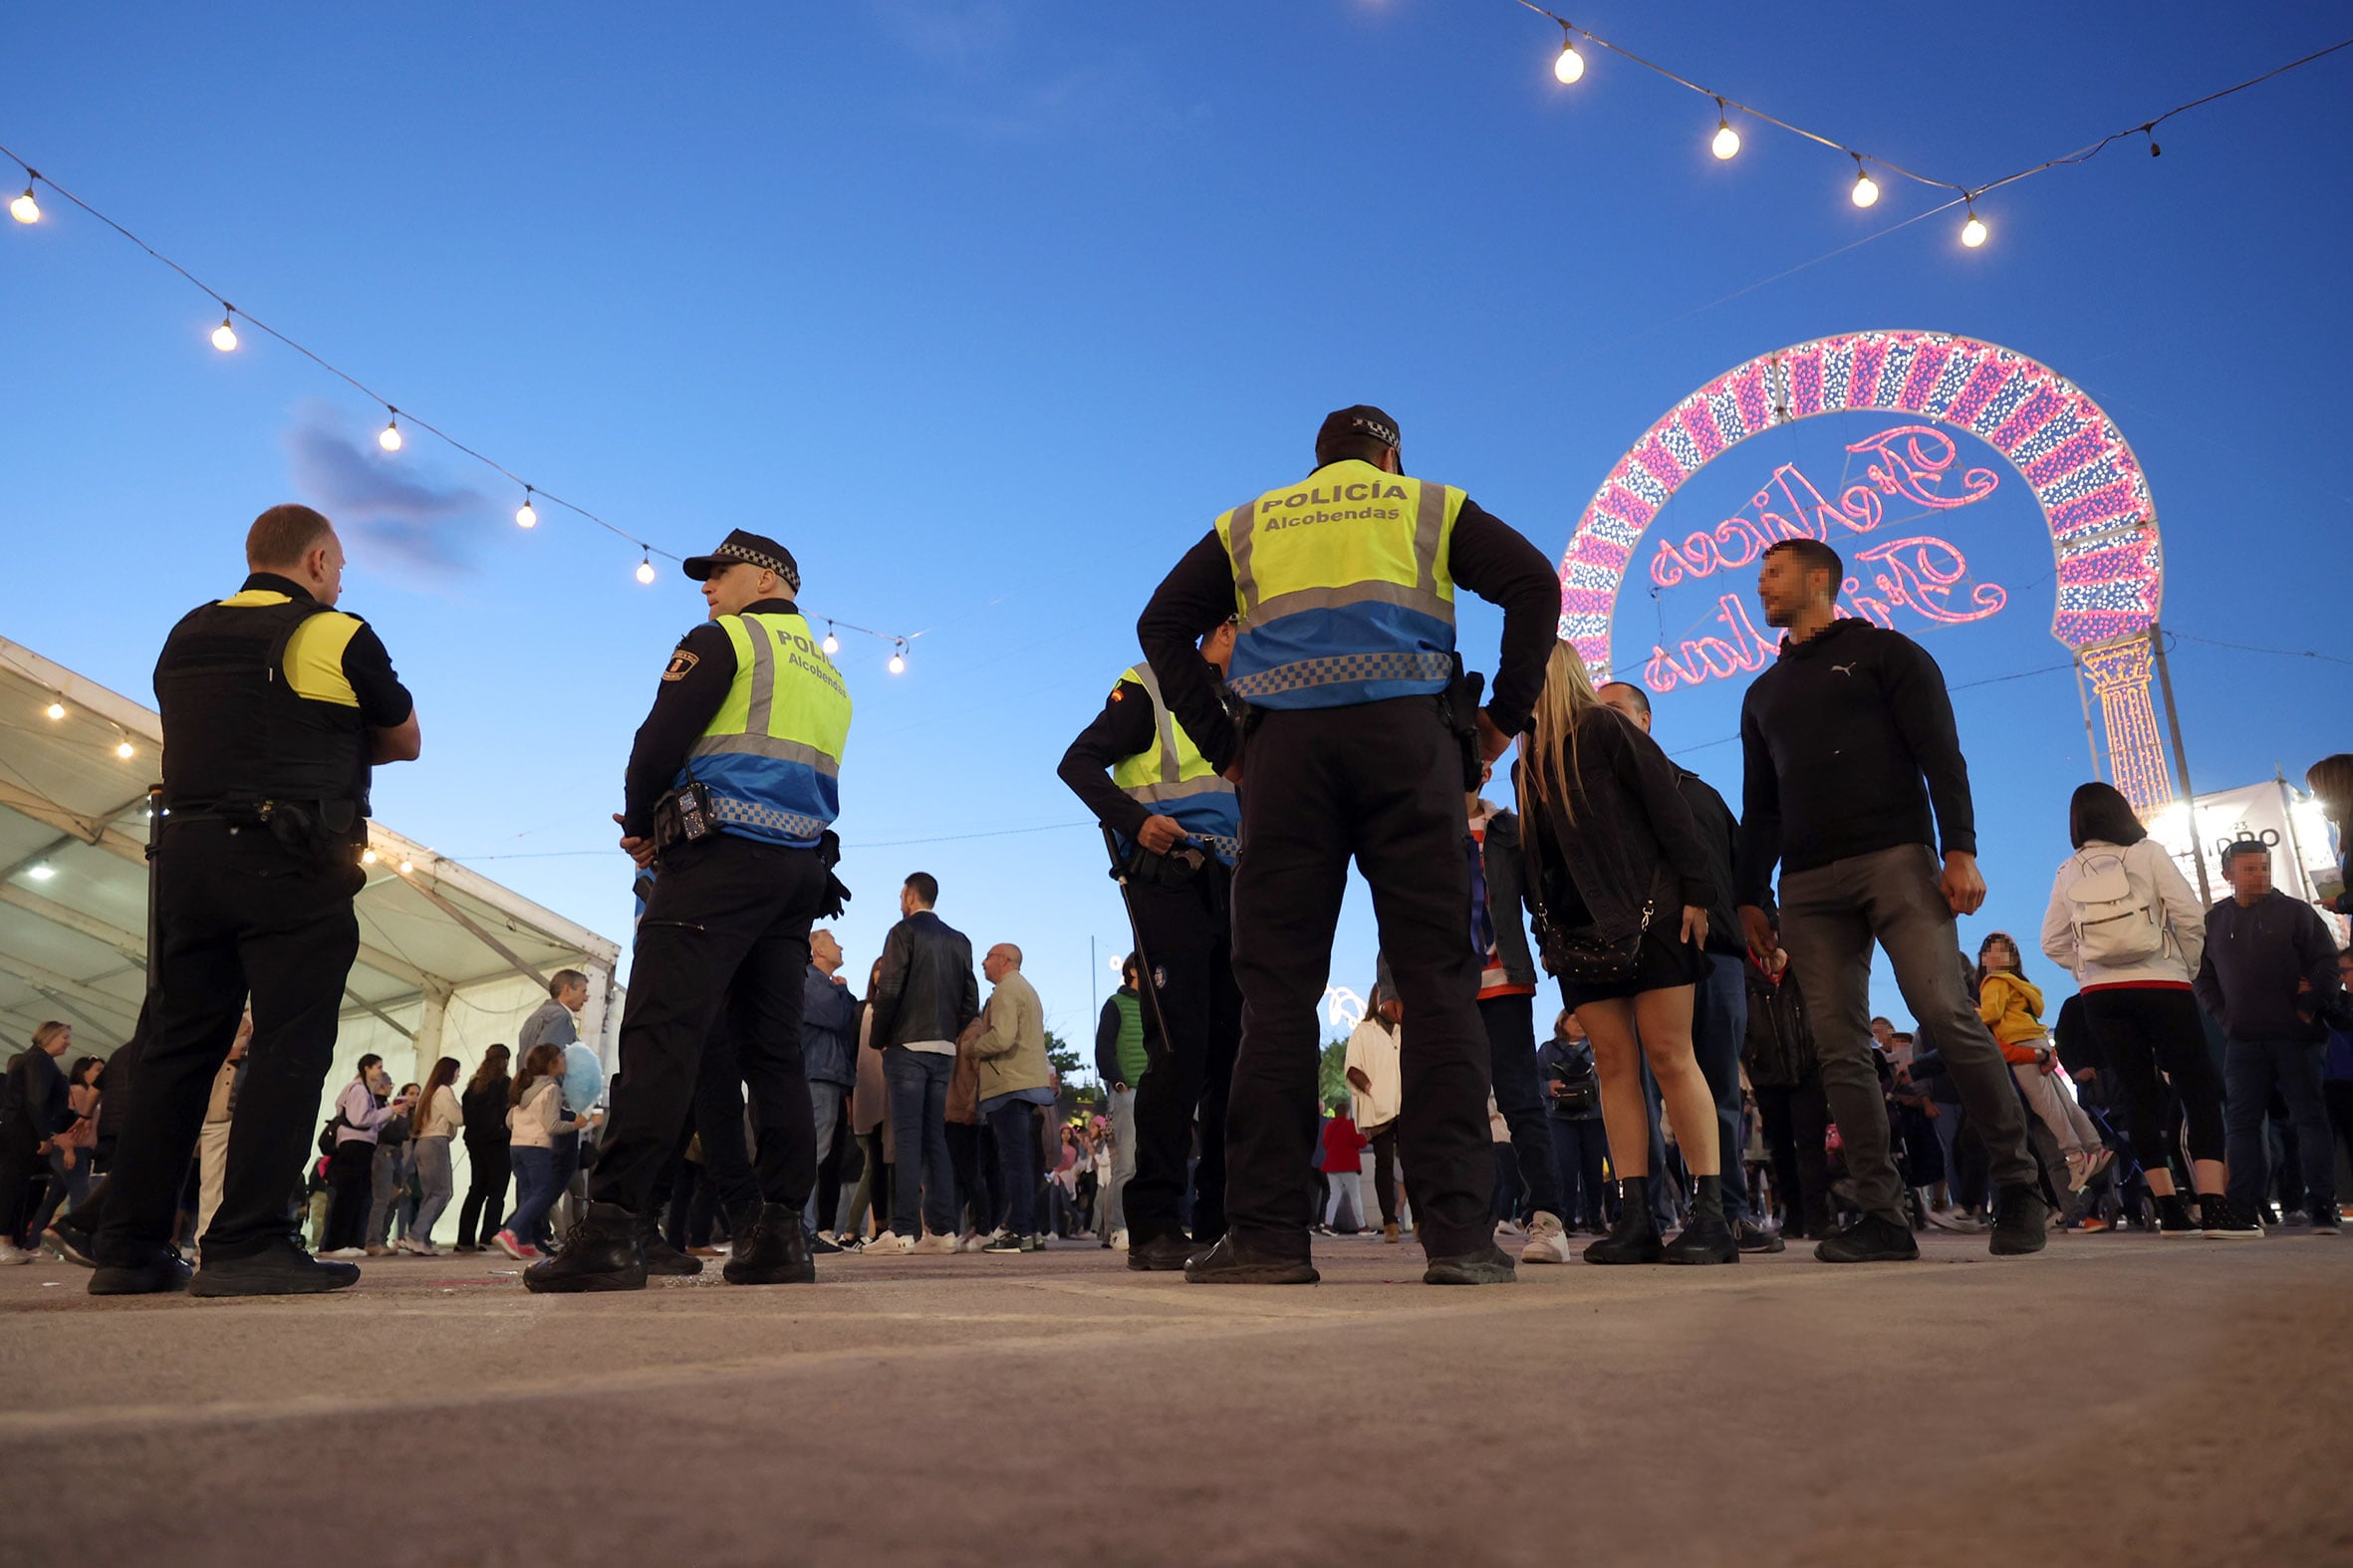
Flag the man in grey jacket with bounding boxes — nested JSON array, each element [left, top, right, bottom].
[[801, 929, 859, 1241], [865, 873, 979, 1252], [2195, 840, 2343, 1232]]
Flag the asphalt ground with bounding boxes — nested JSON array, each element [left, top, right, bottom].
[[2, 1226, 2346, 1566]]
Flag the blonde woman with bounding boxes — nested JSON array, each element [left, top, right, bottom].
[[1517, 641, 1734, 1265]]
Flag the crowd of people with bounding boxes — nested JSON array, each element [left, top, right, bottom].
[[7, 429, 2349, 1295]]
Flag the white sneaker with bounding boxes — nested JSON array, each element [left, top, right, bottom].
[[0, 1242, 36, 1265], [1111, 1227, 1130, 1252], [981, 1229, 1025, 1253], [1519, 1211, 1576, 1265], [324, 1246, 368, 1259], [866, 1231, 914, 1254], [912, 1232, 957, 1255], [954, 1230, 987, 1253]]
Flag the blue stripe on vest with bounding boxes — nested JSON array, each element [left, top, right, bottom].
[[1229, 601, 1455, 708], [679, 751, 840, 847]]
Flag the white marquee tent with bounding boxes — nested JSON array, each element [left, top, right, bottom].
[[0, 636, 622, 1213]]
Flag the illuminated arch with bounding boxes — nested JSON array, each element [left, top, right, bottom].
[[1556, 330, 2172, 808]]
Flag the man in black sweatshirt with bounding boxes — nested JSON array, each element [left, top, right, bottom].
[[1732, 538, 2045, 1261], [2195, 839, 2343, 1231]]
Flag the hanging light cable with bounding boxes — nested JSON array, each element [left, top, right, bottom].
[[1961, 198, 1988, 248]]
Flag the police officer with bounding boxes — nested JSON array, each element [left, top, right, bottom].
[[525, 529, 851, 1292], [1056, 623, 1243, 1271], [1136, 406, 1559, 1285], [92, 504, 420, 1297]]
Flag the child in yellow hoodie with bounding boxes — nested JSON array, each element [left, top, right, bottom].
[[1977, 932, 2108, 1192]]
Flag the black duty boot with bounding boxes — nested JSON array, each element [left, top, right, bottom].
[[1988, 1183, 2051, 1256], [638, 1211, 703, 1278], [187, 1238, 358, 1297], [723, 1203, 816, 1285], [89, 1244, 194, 1296], [1664, 1176, 1739, 1264], [1583, 1177, 1665, 1264], [1183, 1231, 1319, 1285], [1423, 1241, 1518, 1285], [1127, 1231, 1198, 1272], [522, 1202, 647, 1293]]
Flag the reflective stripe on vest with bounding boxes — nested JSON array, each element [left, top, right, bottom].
[[680, 611, 853, 847], [1216, 459, 1462, 708], [1108, 662, 1239, 863]]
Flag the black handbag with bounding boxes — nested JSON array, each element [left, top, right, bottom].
[[1524, 789, 1651, 984]]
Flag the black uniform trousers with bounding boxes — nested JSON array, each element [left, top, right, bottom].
[[590, 833, 823, 1215], [1226, 697, 1494, 1261], [96, 822, 363, 1265], [1122, 868, 1241, 1246]]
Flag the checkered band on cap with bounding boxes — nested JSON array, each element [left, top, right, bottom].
[[713, 542, 801, 593]]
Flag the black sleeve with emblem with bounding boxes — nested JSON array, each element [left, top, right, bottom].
[[622, 623, 737, 838], [1056, 677, 1162, 843], [338, 621, 414, 729]]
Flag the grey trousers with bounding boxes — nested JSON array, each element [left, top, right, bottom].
[[1104, 1087, 1137, 1235], [1778, 843, 2034, 1225]]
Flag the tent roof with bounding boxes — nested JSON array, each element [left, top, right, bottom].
[[0, 635, 620, 1056]]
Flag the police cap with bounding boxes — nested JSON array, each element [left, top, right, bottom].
[[1316, 404, 1401, 454], [681, 529, 802, 593]]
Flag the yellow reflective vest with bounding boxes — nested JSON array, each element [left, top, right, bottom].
[[681, 610, 852, 847], [1214, 458, 1464, 707]]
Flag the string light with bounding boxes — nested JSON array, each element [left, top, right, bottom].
[[1505, 5, 2353, 239], [1709, 100, 1739, 160], [115, 739, 134, 760], [396, 858, 413, 875], [888, 642, 907, 675], [1961, 201, 1988, 248], [0, 142, 924, 651], [44, 701, 65, 720], [1552, 34, 1584, 85], [361, 848, 379, 866], [822, 623, 840, 655], [1849, 154, 1879, 208]]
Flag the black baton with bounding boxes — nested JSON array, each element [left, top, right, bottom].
[[1101, 825, 1179, 1071]]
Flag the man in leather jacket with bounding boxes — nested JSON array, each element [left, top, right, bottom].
[[864, 873, 980, 1251]]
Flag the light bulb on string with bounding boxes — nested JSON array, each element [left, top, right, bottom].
[[397, 858, 413, 875], [515, 487, 537, 528], [1551, 37, 1584, 85], [1849, 155, 1879, 208], [115, 739, 134, 760], [44, 701, 65, 720], [822, 623, 840, 656], [362, 849, 379, 866], [378, 411, 403, 452], [1710, 101, 1740, 160], [9, 183, 38, 224], [210, 311, 239, 352], [888, 642, 907, 675], [635, 554, 657, 586], [1961, 201, 1987, 248]]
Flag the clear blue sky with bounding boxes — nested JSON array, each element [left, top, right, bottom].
[[6, 1, 2348, 1049]]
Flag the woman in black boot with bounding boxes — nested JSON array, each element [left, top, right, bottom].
[[1518, 642, 1737, 1266]]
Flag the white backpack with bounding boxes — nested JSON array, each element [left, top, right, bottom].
[[2062, 846, 2164, 968]]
